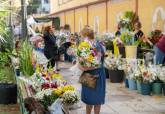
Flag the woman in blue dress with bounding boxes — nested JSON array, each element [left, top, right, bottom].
[[79, 28, 106, 114]]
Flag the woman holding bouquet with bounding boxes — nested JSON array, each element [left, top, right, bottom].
[[78, 28, 106, 114]]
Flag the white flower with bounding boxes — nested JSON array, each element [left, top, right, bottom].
[[62, 91, 80, 105], [35, 88, 54, 100]]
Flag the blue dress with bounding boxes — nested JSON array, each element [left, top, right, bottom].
[[81, 41, 106, 105]]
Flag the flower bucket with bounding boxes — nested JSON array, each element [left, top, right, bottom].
[[128, 79, 137, 90], [152, 83, 163, 95], [125, 45, 137, 59], [163, 83, 165, 96], [108, 70, 124, 83], [0, 83, 17, 104], [125, 78, 129, 88], [137, 81, 142, 93], [141, 83, 151, 95], [118, 46, 125, 58]]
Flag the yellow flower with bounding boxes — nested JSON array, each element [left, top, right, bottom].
[[87, 54, 94, 63], [63, 85, 75, 92], [51, 73, 62, 79], [78, 41, 91, 50], [54, 87, 63, 96]]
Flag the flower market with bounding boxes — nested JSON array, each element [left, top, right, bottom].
[[0, 0, 165, 114]]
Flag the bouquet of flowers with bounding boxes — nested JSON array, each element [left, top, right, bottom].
[[77, 41, 101, 67], [134, 66, 156, 83], [70, 41, 101, 76], [67, 45, 77, 56], [157, 66, 165, 83], [105, 54, 123, 70], [61, 90, 80, 105]]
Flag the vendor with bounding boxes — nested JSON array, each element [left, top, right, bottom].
[[133, 21, 144, 41], [154, 35, 165, 65]]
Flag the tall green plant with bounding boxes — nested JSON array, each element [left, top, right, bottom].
[[19, 40, 34, 77]]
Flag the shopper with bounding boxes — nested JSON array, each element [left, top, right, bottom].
[[63, 24, 71, 61], [79, 28, 106, 114], [43, 26, 59, 70], [154, 35, 165, 64]]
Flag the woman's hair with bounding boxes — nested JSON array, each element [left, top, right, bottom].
[[80, 25, 91, 38], [64, 24, 70, 30], [86, 28, 94, 39], [134, 21, 142, 29], [44, 26, 51, 33]]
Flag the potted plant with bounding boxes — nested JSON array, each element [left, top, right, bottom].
[[151, 66, 163, 96], [0, 51, 17, 104], [118, 11, 140, 59], [105, 55, 125, 83], [19, 40, 35, 77], [128, 73, 137, 90], [134, 69, 143, 93], [158, 67, 165, 96], [139, 68, 155, 95]]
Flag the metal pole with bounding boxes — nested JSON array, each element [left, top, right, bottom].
[[21, 0, 27, 40]]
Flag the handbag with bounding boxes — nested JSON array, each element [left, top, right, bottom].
[[79, 72, 99, 88]]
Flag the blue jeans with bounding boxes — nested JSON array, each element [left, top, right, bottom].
[[154, 46, 165, 64]]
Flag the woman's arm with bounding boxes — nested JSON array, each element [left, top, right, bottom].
[[78, 63, 98, 71]]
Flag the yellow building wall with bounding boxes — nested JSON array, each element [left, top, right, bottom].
[[139, 0, 165, 35], [56, 13, 65, 27], [75, 8, 87, 32], [88, 3, 106, 33], [108, 0, 135, 33], [65, 10, 75, 33], [50, 0, 98, 13]]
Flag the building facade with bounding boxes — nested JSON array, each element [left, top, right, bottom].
[[38, 0, 50, 14], [49, 0, 165, 35]]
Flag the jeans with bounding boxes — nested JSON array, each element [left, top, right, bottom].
[[154, 46, 165, 65]]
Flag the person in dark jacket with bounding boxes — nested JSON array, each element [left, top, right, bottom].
[[43, 26, 59, 69]]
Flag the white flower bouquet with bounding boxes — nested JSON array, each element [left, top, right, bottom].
[[35, 88, 54, 100], [62, 90, 80, 105]]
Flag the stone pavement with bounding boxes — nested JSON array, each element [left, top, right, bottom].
[[59, 62, 165, 114]]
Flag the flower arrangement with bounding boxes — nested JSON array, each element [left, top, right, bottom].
[[56, 34, 67, 45], [62, 90, 80, 105], [120, 30, 139, 45], [134, 66, 156, 83], [105, 54, 123, 70], [67, 44, 77, 56], [54, 85, 75, 96], [156, 66, 165, 83], [77, 41, 101, 67]]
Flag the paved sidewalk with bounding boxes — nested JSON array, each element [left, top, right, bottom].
[[59, 62, 165, 114]]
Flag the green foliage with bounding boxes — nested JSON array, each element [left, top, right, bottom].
[[41, 93, 59, 109], [0, 50, 15, 83], [0, 66, 15, 83], [19, 40, 34, 77], [120, 11, 138, 31], [120, 31, 140, 46], [27, 0, 41, 15]]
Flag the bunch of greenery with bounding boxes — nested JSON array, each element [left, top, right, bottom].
[[41, 93, 59, 109], [19, 40, 34, 77], [0, 50, 15, 83], [120, 30, 140, 45]]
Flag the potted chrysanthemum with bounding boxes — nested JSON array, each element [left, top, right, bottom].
[[105, 55, 125, 83]]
